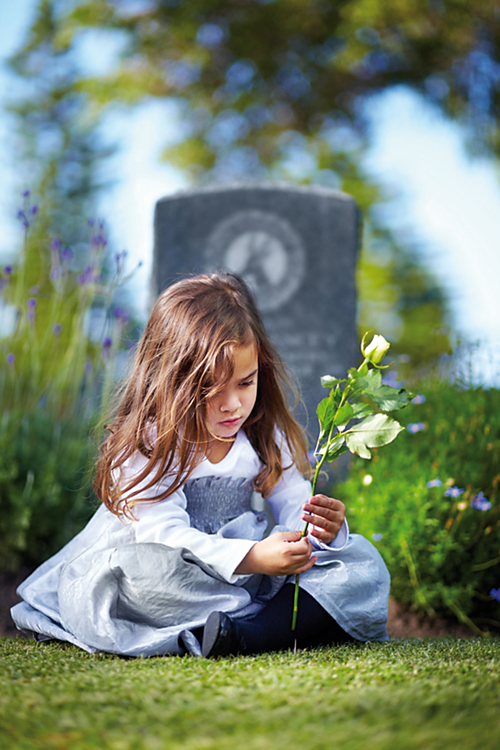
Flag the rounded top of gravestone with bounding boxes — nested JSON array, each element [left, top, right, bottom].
[[155, 181, 355, 205]]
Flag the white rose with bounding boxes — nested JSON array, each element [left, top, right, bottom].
[[362, 333, 390, 365]]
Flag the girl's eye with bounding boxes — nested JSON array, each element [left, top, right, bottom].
[[240, 379, 254, 388]]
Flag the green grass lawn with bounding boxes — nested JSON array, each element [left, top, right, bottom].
[[1, 636, 499, 750]]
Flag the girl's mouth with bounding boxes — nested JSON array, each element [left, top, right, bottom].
[[219, 417, 241, 428]]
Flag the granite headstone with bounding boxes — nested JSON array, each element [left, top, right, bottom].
[[152, 183, 360, 436]]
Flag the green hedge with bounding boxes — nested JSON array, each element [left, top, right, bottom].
[[338, 382, 500, 634]]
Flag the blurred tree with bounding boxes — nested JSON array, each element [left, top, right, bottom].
[[8, 0, 114, 246], [13, 0, 497, 363]]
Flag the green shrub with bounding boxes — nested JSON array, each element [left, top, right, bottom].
[[337, 382, 500, 634], [0, 194, 134, 571], [0, 410, 97, 570]]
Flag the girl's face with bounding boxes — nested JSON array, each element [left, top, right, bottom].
[[206, 342, 259, 459]]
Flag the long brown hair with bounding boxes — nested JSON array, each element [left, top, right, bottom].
[[94, 272, 309, 517]]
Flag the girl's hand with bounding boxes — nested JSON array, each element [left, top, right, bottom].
[[234, 532, 317, 576], [302, 494, 346, 545]]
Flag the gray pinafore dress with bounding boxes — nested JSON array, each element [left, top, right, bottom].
[[11, 476, 390, 656]]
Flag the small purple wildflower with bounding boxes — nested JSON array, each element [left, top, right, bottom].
[[27, 298, 37, 309], [30, 205, 38, 216], [61, 246, 73, 261], [51, 239, 62, 251], [50, 268, 60, 281], [87, 217, 95, 227], [4, 265, 12, 276], [412, 394, 426, 405], [6, 353, 15, 365], [427, 478, 442, 488], [53, 323, 62, 335], [78, 265, 96, 285], [16, 209, 29, 228], [470, 492, 491, 511], [22, 189, 30, 197], [490, 588, 500, 602], [407, 422, 426, 433], [444, 486, 464, 498], [102, 336, 113, 350], [30, 285, 39, 295], [399, 354, 411, 363], [115, 250, 128, 274], [372, 534, 383, 542], [113, 306, 129, 323], [382, 370, 402, 388], [92, 233, 107, 248]]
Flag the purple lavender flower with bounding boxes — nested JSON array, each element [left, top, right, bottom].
[[407, 422, 426, 433], [16, 209, 29, 228], [6, 353, 15, 365], [27, 297, 37, 323], [444, 486, 464, 498], [470, 492, 491, 511], [115, 250, 128, 275], [78, 265, 96, 285], [61, 246, 73, 261], [427, 478, 442, 488], [113, 306, 129, 323], [92, 233, 107, 248], [30, 205, 38, 216], [30, 285, 39, 295], [4, 265, 12, 276], [51, 239, 62, 251], [22, 189, 30, 197], [412, 394, 426, 405], [102, 336, 113, 350], [53, 323, 62, 335], [88, 218, 95, 227], [490, 588, 500, 602], [372, 534, 383, 542]]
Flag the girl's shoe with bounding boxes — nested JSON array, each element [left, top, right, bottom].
[[202, 611, 244, 658]]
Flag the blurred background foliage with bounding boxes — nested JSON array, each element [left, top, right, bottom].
[[1, 0, 499, 630], [338, 383, 500, 635], [11, 0, 500, 364], [0, 197, 136, 570]]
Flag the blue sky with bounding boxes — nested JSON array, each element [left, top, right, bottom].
[[1, 0, 500, 384]]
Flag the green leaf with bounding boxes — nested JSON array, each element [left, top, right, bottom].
[[345, 433, 372, 459], [318, 434, 345, 461], [326, 435, 346, 461], [347, 414, 404, 448], [316, 396, 337, 437], [351, 402, 375, 420], [334, 402, 354, 430], [321, 375, 344, 389], [366, 386, 414, 412], [350, 368, 381, 392]]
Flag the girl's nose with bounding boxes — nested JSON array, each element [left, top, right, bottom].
[[219, 389, 240, 413]]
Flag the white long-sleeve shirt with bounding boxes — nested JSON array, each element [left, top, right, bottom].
[[119, 430, 348, 584]]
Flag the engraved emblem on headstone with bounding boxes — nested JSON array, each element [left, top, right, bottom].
[[204, 210, 306, 311]]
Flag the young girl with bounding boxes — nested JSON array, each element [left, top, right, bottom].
[[12, 272, 390, 657]]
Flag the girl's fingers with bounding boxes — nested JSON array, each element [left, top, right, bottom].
[[293, 556, 317, 574]]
